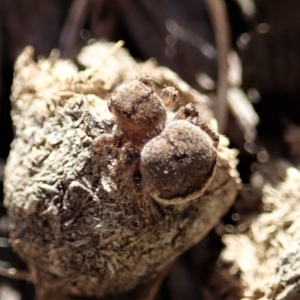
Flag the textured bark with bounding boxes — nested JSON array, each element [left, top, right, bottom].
[[4, 42, 239, 298]]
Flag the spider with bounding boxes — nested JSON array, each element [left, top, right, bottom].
[[93, 76, 219, 205]]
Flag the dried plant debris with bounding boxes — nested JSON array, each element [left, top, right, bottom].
[[4, 41, 239, 298], [222, 160, 300, 300], [228, 54, 259, 133]]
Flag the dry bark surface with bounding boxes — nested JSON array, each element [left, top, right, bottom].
[[4, 42, 239, 298]]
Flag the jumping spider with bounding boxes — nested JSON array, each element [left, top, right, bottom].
[[93, 76, 219, 205]]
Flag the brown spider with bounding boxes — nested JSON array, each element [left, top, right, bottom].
[[94, 76, 219, 205]]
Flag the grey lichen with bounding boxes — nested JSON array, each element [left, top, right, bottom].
[[4, 42, 239, 297]]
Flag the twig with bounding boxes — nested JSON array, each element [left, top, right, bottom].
[[59, 0, 90, 58], [203, 0, 231, 133], [0, 267, 30, 281], [136, 265, 171, 300]]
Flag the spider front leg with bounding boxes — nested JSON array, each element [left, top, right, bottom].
[[93, 133, 120, 153], [175, 103, 219, 147]]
